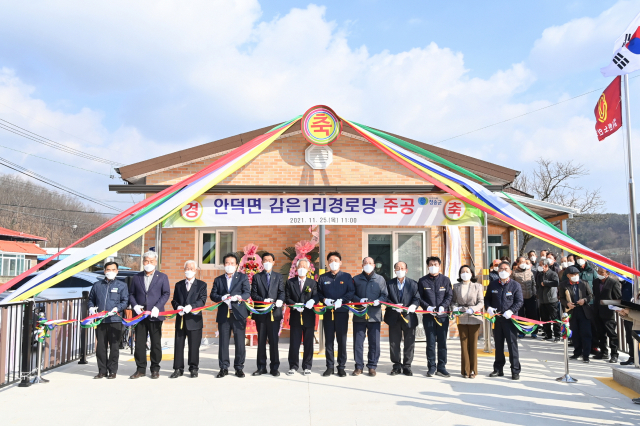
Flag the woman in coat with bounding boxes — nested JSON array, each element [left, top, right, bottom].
[[451, 265, 484, 378], [511, 256, 538, 339]]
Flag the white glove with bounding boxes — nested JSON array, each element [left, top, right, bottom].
[[305, 299, 315, 309], [134, 305, 143, 315], [183, 305, 192, 314], [360, 298, 368, 303], [230, 295, 239, 302], [324, 298, 334, 306], [151, 307, 159, 318], [427, 306, 435, 313], [89, 307, 98, 315], [221, 294, 230, 301], [407, 305, 417, 313], [224, 299, 231, 307], [178, 306, 185, 316], [264, 298, 273, 303], [452, 306, 460, 312], [503, 310, 513, 319], [295, 306, 304, 313], [438, 306, 445, 314], [373, 300, 380, 307], [394, 308, 403, 313], [110, 307, 118, 314], [487, 307, 496, 316], [466, 307, 474, 314], [275, 300, 283, 308], [335, 299, 342, 309]]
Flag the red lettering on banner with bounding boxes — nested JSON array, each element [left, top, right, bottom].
[[310, 114, 332, 136], [446, 201, 463, 219], [184, 202, 199, 218], [384, 198, 398, 214], [400, 198, 414, 215]]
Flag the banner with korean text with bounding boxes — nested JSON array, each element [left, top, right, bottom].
[[162, 195, 483, 228]]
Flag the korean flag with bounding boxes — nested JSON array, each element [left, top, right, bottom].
[[602, 11, 640, 77]]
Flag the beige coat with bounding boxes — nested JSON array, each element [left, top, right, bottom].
[[452, 282, 484, 325]]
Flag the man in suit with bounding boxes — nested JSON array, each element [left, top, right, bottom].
[[285, 258, 318, 376], [170, 260, 208, 378], [418, 256, 453, 378], [385, 261, 419, 376], [210, 253, 251, 378], [129, 251, 171, 379], [250, 252, 285, 376], [317, 251, 355, 377], [592, 267, 621, 363], [352, 256, 389, 377], [560, 265, 594, 363]]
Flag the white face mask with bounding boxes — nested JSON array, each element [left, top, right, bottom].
[[498, 270, 510, 280], [224, 265, 236, 275], [263, 262, 273, 271], [297, 268, 308, 277], [537, 265, 544, 272], [105, 271, 117, 280], [460, 272, 472, 282], [530, 256, 536, 262], [547, 259, 554, 265], [429, 265, 440, 275], [524, 264, 531, 270], [567, 261, 575, 266], [395, 270, 406, 278], [577, 259, 585, 266], [375, 263, 382, 269], [518, 263, 527, 270], [184, 270, 196, 279], [570, 275, 579, 283], [329, 261, 340, 271], [144, 263, 155, 272], [493, 267, 499, 272], [561, 262, 568, 269], [363, 264, 374, 274], [596, 273, 605, 280]]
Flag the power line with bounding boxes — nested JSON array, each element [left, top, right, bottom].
[[0, 203, 121, 215], [0, 144, 112, 176], [0, 206, 94, 225]]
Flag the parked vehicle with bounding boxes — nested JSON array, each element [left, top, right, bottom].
[[0, 272, 102, 302]]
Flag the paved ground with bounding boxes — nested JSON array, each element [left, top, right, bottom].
[[1, 336, 639, 425]]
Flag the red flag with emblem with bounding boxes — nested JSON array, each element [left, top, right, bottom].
[[594, 76, 622, 141]]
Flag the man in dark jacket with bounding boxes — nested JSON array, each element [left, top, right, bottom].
[[385, 261, 420, 376], [88, 261, 129, 379], [620, 278, 637, 365], [560, 265, 594, 362], [317, 251, 354, 377], [593, 267, 622, 363], [129, 251, 171, 379], [250, 252, 285, 377], [417, 256, 453, 378], [536, 260, 561, 342], [285, 258, 318, 376], [210, 253, 251, 378], [352, 256, 389, 377], [485, 261, 524, 380], [489, 259, 501, 282], [170, 260, 208, 378]]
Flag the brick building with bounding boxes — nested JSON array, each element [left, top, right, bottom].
[[111, 118, 577, 341]]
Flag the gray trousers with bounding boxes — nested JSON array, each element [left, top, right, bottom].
[[388, 319, 415, 370]]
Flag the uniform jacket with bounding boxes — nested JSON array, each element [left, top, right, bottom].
[[171, 278, 208, 330], [384, 277, 420, 328], [592, 276, 622, 320], [536, 269, 559, 304], [250, 270, 285, 323], [317, 271, 355, 314], [210, 272, 251, 323], [452, 282, 484, 325], [559, 279, 594, 320], [88, 278, 129, 324], [284, 277, 318, 327], [352, 271, 388, 323], [484, 278, 523, 314], [417, 273, 453, 319], [129, 270, 171, 321], [512, 268, 536, 300]]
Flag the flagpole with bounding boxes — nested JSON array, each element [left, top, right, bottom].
[[623, 74, 640, 368]]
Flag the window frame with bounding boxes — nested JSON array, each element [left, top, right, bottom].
[[361, 229, 430, 278], [197, 228, 237, 270]]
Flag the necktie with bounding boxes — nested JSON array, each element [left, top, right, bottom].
[[398, 284, 404, 301], [267, 273, 271, 289], [186, 280, 191, 292], [300, 279, 304, 292]]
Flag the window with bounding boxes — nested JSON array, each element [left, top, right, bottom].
[[363, 230, 429, 281], [0, 253, 26, 277], [488, 234, 509, 262], [198, 229, 236, 268]]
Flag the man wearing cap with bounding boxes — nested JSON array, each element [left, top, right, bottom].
[[560, 265, 594, 363]]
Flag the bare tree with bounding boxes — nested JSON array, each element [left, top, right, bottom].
[[511, 159, 605, 256]]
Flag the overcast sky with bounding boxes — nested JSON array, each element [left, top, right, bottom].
[[0, 0, 637, 214]]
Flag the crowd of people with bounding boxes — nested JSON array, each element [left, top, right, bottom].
[[85, 248, 635, 381]]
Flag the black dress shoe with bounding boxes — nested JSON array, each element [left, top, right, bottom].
[[403, 368, 413, 376], [170, 369, 183, 379], [271, 370, 280, 377], [216, 369, 228, 378], [107, 373, 117, 379], [337, 369, 347, 377], [609, 355, 619, 363], [512, 373, 520, 380], [235, 370, 245, 378], [129, 371, 145, 379], [390, 369, 401, 376], [190, 371, 198, 378], [621, 358, 635, 366], [489, 370, 504, 377], [322, 368, 334, 377], [94, 373, 106, 379], [426, 368, 436, 377], [150, 371, 160, 379], [569, 355, 580, 360], [252, 369, 267, 376]]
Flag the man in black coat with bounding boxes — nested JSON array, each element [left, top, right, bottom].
[[385, 261, 420, 376], [170, 260, 208, 378], [560, 265, 594, 362], [285, 258, 318, 376], [417, 256, 453, 378], [592, 267, 622, 363], [250, 252, 285, 377], [129, 251, 171, 379], [210, 253, 251, 378]]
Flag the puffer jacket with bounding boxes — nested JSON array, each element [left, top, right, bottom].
[[512, 268, 536, 299]]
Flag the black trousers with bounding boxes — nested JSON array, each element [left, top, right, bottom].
[[423, 315, 448, 372], [256, 319, 280, 372], [322, 311, 349, 369], [134, 318, 163, 373], [353, 322, 381, 370], [173, 325, 202, 372], [96, 322, 122, 374], [624, 320, 635, 359], [518, 297, 539, 335], [570, 306, 592, 359], [389, 319, 415, 370], [539, 303, 561, 338], [595, 316, 619, 356], [289, 323, 314, 370], [493, 316, 520, 374], [218, 316, 246, 370]]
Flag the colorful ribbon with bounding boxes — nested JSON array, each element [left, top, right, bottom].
[[35, 318, 77, 342]]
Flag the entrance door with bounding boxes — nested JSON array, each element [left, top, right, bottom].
[[364, 230, 429, 282], [366, 234, 392, 282]]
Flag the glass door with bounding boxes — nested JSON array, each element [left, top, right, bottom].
[[367, 234, 392, 282], [394, 232, 426, 280]]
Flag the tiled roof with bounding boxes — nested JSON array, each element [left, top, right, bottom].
[[0, 227, 47, 241], [0, 241, 47, 255]]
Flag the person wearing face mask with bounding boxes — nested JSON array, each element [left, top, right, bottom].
[[546, 253, 561, 275], [285, 258, 318, 376], [560, 256, 568, 270], [384, 261, 420, 376], [417, 256, 453, 378], [451, 265, 483, 378], [352, 256, 389, 376], [592, 267, 622, 363], [88, 261, 128, 379], [373, 256, 391, 283], [317, 251, 354, 377], [250, 252, 285, 377], [528, 250, 537, 265], [560, 266, 594, 363], [129, 251, 171, 379], [536, 259, 561, 342], [512, 257, 538, 339], [573, 255, 600, 356], [210, 253, 251, 378], [485, 261, 524, 380], [170, 260, 208, 378], [489, 259, 501, 282], [539, 250, 548, 262]]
